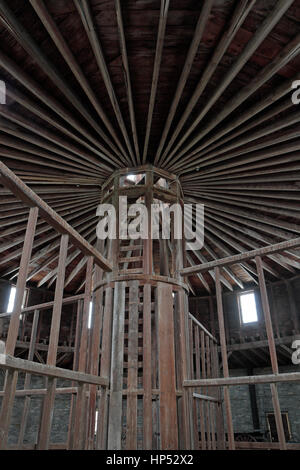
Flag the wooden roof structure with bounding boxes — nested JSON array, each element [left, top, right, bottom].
[[0, 0, 300, 294]]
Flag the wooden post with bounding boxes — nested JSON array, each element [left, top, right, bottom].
[[255, 256, 286, 450], [143, 170, 153, 275], [18, 309, 40, 447], [5, 207, 39, 355], [126, 281, 139, 449], [212, 341, 225, 450], [215, 266, 235, 450], [73, 256, 94, 449], [177, 289, 192, 449], [67, 300, 82, 449], [97, 287, 113, 449], [107, 281, 125, 450], [37, 234, 69, 449], [143, 284, 152, 449], [87, 242, 105, 450], [157, 282, 178, 449]]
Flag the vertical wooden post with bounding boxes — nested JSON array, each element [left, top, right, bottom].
[[47, 234, 69, 366], [212, 341, 225, 450], [108, 281, 126, 450], [143, 283, 152, 449], [255, 256, 286, 450], [157, 282, 178, 449], [97, 287, 113, 449], [37, 234, 69, 450], [37, 377, 57, 450], [6, 207, 39, 355], [200, 330, 210, 449], [73, 256, 94, 449], [215, 266, 235, 450], [177, 289, 192, 449], [144, 170, 153, 275], [18, 309, 40, 447], [87, 241, 105, 450], [126, 280, 139, 449], [77, 257, 94, 373], [67, 299, 82, 449]]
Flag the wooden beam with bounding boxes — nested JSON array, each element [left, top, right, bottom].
[[0, 161, 112, 271], [74, 0, 134, 165], [184, 371, 300, 388], [155, 0, 214, 164], [0, 354, 108, 386], [142, 0, 169, 163], [159, 0, 254, 167], [180, 237, 300, 276]]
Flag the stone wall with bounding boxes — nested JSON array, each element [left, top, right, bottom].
[[0, 372, 71, 446], [228, 365, 300, 443]]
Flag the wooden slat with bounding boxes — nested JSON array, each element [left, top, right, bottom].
[[37, 234, 68, 449], [215, 267, 235, 450], [107, 282, 126, 450], [143, 284, 152, 449], [5, 206, 39, 355], [157, 282, 178, 449], [184, 370, 300, 387], [97, 287, 113, 449], [73, 256, 94, 449], [17, 309, 40, 447], [126, 281, 139, 449], [255, 256, 287, 451], [47, 235, 69, 365]]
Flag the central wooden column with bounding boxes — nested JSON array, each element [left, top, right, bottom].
[[96, 166, 191, 450]]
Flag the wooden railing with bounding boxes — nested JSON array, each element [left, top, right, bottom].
[[188, 312, 225, 450], [181, 243, 300, 450], [0, 162, 112, 449]]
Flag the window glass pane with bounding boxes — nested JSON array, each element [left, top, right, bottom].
[[7, 286, 16, 313], [240, 292, 258, 324], [88, 301, 93, 329]]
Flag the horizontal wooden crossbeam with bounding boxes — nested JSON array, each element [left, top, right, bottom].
[[180, 237, 300, 276], [0, 354, 109, 386]]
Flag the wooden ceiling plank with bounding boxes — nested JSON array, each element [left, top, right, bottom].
[[30, 0, 131, 167], [73, 0, 134, 165], [170, 30, 300, 170], [142, 0, 170, 163], [0, 109, 112, 174], [0, 48, 120, 166], [175, 111, 300, 174], [4, 83, 119, 169], [176, 70, 300, 167], [163, 0, 295, 169], [205, 215, 297, 273], [154, 0, 214, 165], [0, 0, 125, 162], [115, 0, 140, 164], [158, 0, 255, 167]]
